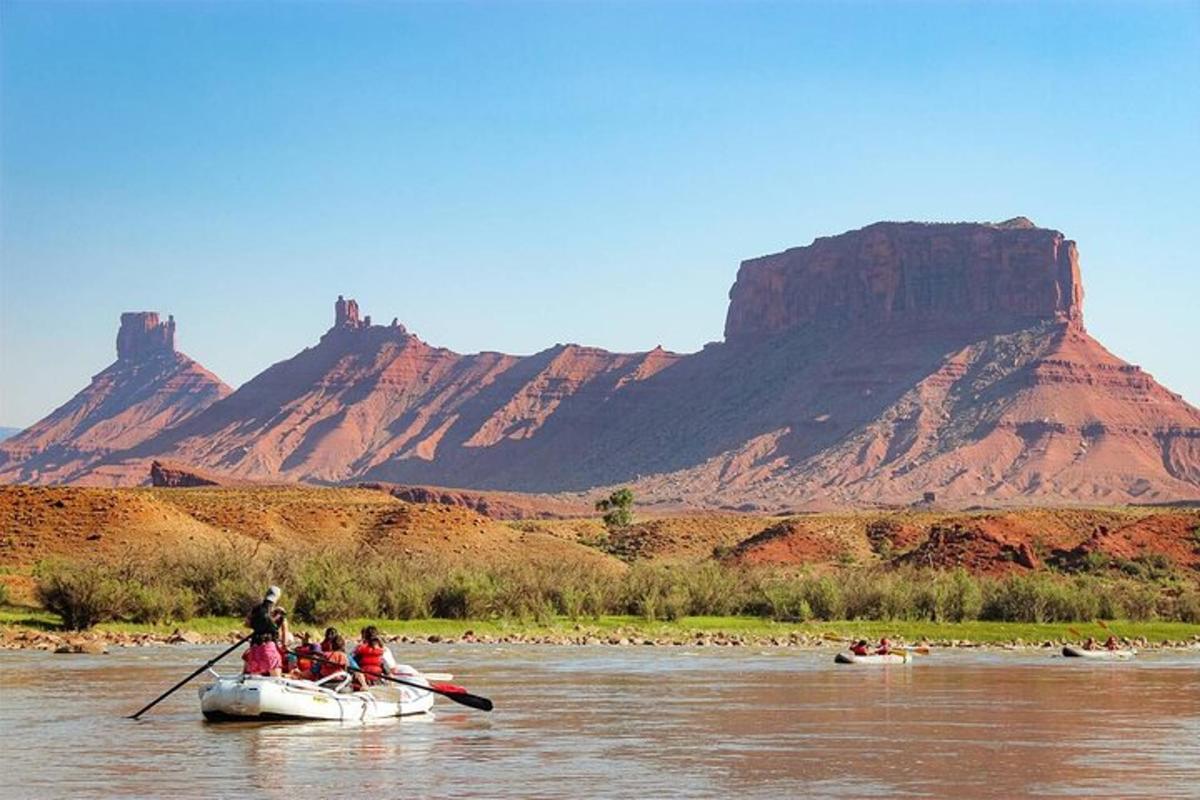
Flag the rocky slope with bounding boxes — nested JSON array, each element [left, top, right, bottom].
[[0, 313, 230, 484], [11, 220, 1200, 507]]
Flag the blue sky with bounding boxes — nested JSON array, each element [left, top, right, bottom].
[[1, 1, 1197, 427]]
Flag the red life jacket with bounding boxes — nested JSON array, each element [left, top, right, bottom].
[[296, 643, 320, 675], [320, 651, 348, 678], [850, 644, 869, 656], [355, 643, 386, 682]]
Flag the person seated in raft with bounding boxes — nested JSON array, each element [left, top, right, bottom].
[[353, 626, 389, 690], [875, 637, 892, 656], [320, 626, 340, 653], [1103, 635, 1120, 651], [850, 640, 870, 657], [1082, 636, 1099, 651], [243, 585, 288, 677], [318, 634, 350, 683], [289, 631, 322, 680]]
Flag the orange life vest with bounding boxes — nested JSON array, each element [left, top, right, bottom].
[[319, 650, 348, 678], [355, 643, 386, 682], [295, 643, 320, 675]]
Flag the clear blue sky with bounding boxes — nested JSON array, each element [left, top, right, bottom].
[[1, 1, 1197, 427]]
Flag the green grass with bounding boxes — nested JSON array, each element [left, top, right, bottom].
[[4, 606, 1196, 645]]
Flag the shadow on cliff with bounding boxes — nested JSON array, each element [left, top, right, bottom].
[[360, 318, 1045, 493]]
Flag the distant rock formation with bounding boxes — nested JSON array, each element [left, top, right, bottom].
[[725, 220, 1083, 342], [116, 312, 176, 360], [10, 220, 1200, 508], [0, 313, 230, 485], [149, 460, 224, 487], [358, 482, 594, 520]]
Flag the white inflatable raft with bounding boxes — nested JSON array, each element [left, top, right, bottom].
[[834, 651, 912, 665], [199, 669, 435, 722], [1062, 646, 1136, 661]]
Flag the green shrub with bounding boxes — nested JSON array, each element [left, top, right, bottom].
[[431, 570, 499, 619], [365, 561, 435, 620], [941, 569, 984, 622], [292, 554, 376, 624], [1169, 587, 1200, 624], [123, 582, 198, 624], [799, 575, 845, 620], [682, 562, 744, 617], [758, 577, 813, 622], [34, 560, 127, 630]]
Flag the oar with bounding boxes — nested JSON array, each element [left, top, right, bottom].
[[294, 650, 493, 712], [891, 645, 930, 657], [129, 633, 252, 720]]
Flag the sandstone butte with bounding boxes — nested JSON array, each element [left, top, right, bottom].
[[3, 218, 1199, 510], [0, 313, 230, 485]]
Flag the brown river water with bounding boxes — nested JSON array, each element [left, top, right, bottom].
[[1, 644, 1198, 799]]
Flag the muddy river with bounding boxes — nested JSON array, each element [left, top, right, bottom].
[[2, 645, 1198, 798]]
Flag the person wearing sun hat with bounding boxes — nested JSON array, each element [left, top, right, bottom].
[[243, 585, 287, 677]]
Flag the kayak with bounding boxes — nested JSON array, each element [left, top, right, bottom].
[[1062, 646, 1136, 660], [198, 667, 436, 722], [834, 651, 912, 665]]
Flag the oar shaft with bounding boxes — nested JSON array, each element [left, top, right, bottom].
[[291, 649, 493, 712], [129, 633, 253, 720]]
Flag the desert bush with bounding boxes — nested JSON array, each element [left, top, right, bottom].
[[757, 576, 813, 622], [291, 554, 377, 624], [365, 560, 436, 620], [34, 560, 128, 630], [1168, 586, 1200, 624], [799, 575, 845, 621], [941, 568, 984, 622], [29, 543, 1199, 627], [622, 564, 688, 621], [123, 582, 198, 624], [168, 543, 272, 617], [681, 562, 745, 616], [431, 570, 500, 619]]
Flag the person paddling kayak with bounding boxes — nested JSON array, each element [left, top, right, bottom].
[[875, 637, 892, 656], [243, 585, 289, 677], [850, 639, 870, 656], [1104, 635, 1120, 651]]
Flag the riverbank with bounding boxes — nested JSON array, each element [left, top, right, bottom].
[[3, 608, 1197, 652]]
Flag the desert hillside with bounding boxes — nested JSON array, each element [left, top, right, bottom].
[[2, 486, 1196, 584]]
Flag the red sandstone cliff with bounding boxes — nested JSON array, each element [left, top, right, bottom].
[[14, 220, 1200, 507], [724, 218, 1084, 341], [0, 313, 231, 484]]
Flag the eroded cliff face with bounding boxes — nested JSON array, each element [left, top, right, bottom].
[[0, 314, 230, 485], [100, 298, 683, 485], [12, 220, 1200, 507], [724, 219, 1084, 342]]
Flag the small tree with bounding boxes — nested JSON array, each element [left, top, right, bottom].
[[595, 488, 634, 530]]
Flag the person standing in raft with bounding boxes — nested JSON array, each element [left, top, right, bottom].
[[243, 585, 289, 677]]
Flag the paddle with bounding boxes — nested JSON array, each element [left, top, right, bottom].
[[129, 633, 253, 720], [293, 650, 493, 712]]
